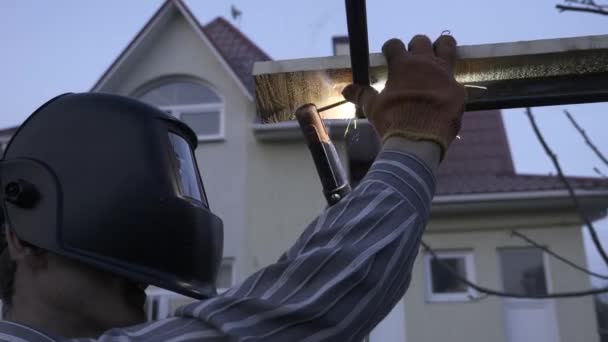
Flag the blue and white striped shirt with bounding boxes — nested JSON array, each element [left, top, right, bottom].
[[0, 146, 436, 342]]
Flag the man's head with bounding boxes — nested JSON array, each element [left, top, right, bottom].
[[0, 93, 224, 335]]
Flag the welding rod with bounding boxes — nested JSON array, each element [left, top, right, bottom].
[[295, 104, 352, 206]]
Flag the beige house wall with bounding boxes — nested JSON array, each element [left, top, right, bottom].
[[404, 223, 598, 342], [243, 135, 349, 273]]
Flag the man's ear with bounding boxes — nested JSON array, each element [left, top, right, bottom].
[[5, 227, 46, 270]]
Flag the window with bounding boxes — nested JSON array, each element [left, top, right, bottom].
[[144, 258, 234, 321], [137, 80, 224, 141], [217, 258, 234, 292], [499, 247, 548, 296], [424, 250, 476, 302]]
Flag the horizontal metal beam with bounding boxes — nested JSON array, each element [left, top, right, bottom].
[[253, 34, 608, 123]]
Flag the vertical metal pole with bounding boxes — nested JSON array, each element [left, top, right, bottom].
[[345, 0, 371, 118]]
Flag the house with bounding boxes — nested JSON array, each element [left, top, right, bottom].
[[2, 0, 608, 341], [0, 127, 16, 153]]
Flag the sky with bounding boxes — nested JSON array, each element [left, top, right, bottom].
[[1, 0, 608, 286]]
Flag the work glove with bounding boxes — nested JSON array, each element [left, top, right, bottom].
[[342, 35, 466, 160]]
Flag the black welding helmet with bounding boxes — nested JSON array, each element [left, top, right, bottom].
[[0, 93, 223, 299]]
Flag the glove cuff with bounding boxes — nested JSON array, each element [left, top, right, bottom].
[[382, 130, 448, 160]]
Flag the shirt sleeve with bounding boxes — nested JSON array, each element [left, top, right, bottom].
[[84, 147, 436, 342]]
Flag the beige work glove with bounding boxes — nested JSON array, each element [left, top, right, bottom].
[[342, 35, 466, 160]]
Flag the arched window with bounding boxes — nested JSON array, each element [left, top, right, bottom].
[[137, 80, 224, 141]]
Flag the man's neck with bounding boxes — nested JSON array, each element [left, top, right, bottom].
[[7, 282, 104, 338]]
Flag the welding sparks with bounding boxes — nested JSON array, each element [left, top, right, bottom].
[[344, 118, 353, 137], [339, 102, 357, 119], [372, 81, 386, 93]]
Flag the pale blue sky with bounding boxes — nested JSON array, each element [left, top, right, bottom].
[[1, 0, 608, 285]]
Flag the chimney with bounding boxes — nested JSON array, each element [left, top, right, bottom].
[[332, 36, 350, 56]]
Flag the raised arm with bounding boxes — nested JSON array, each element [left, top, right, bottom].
[[87, 34, 464, 342]]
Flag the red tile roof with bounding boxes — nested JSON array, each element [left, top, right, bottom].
[[202, 17, 271, 94], [436, 110, 608, 195], [439, 110, 514, 177]]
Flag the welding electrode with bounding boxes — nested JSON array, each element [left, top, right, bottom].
[[295, 104, 352, 206]]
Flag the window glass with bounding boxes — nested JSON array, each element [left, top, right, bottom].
[[499, 248, 548, 296], [139, 81, 221, 107], [425, 251, 475, 301], [431, 257, 468, 294], [137, 80, 223, 139], [181, 111, 221, 137]]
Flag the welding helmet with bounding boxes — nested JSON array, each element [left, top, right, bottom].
[[0, 93, 223, 299]]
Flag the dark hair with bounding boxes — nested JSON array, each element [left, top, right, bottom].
[[0, 222, 45, 316], [0, 254, 16, 316], [0, 222, 16, 316]]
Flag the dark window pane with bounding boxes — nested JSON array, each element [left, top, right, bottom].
[[499, 248, 548, 296], [431, 257, 468, 293], [181, 111, 221, 137]]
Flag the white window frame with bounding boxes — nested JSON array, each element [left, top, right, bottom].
[[162, 103, 225, 142], [424, 250, 477, 303]]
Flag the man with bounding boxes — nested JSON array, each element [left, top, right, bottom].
[[0, 34, 465, 341]]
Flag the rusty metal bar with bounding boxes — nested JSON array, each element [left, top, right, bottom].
[[253, 35, 608, 123]]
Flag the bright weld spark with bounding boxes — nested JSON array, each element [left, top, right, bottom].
[[464, 84, 488, 91]]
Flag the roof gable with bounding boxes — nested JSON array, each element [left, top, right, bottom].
[[203, 17, 271, 94], [91, 0, 270, 100]]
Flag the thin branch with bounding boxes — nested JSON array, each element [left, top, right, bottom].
[[564, 110, 608, 168], [556, 4, 608, 15], [564, 0, 608, 9], [422, 241, 608, 299], [594, 167, 607, 178], [525, 107, 608, 266], [511, 230, 608, 280]]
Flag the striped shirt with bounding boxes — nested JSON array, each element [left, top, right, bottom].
[[0, 146, 436, 342]]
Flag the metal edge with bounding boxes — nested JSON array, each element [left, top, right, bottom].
[[253, 34, 608, 75]]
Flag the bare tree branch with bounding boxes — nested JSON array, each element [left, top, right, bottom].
[[511, 230, 608, 280], [565, 110, 608, 168], [564, 0, 608, 9], [594, 167, 607, 178], [556, 4, 608, 15], [525, 107, 608, 266], [422, 241, 608, 298]]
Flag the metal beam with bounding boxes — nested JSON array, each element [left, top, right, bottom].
[[253, 35, 608, 123]]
